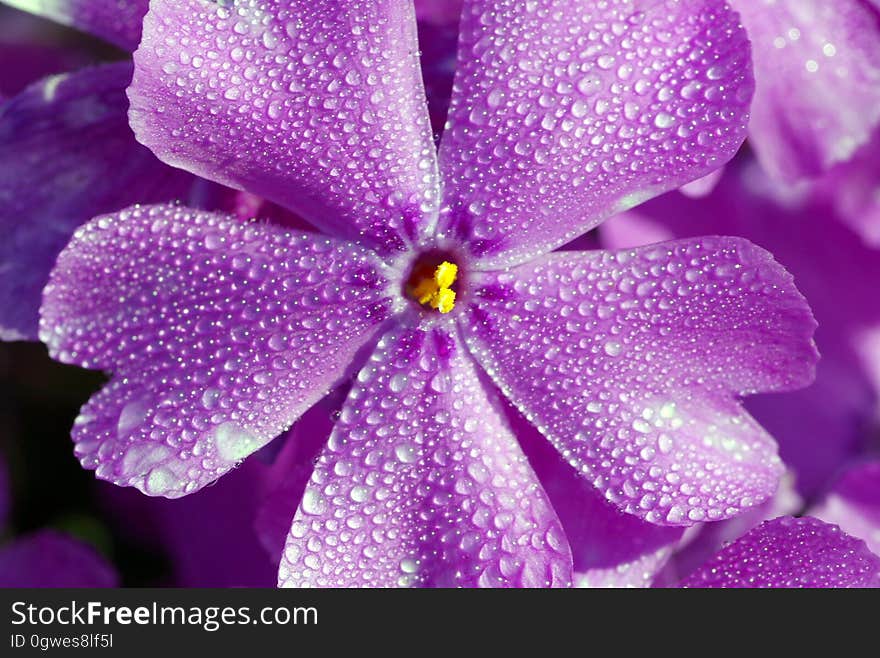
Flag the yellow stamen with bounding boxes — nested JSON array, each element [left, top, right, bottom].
[[434, 261, 458, 289], [409, 260, 459, 313], [430, 288, 456, 314]]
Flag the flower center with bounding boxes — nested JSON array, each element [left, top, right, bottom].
[[406, 257, 459, 314]]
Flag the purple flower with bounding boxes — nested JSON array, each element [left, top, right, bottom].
[[39, 0, 818, 587]]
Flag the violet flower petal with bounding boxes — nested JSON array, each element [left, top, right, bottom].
[[254, 395, 338, 562], [600, 161, 880, 496], [662, 472, 802, 585], [0, 530, 118, 587], [680, 516, 880, 588], [437, 0, 753, 267], [278, 325, 572, 588], [0, 63, 195, 341], [128, 0, 440, 254], [465, 238, 818, 525], [0, 0, 149, 51], [515, 411, 683, 588], [39, 204, 393, 497], [730, 0, 880, 181]]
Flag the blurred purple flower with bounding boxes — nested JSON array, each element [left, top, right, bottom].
[[0, 5, 95, 100], [810, 130, 880, 248], [97, 456, 278, 587], [0, 451, 118, 587], [0, 0, 149, 52], [0, 0, 228, 342], [38, 0, 819, 587], [0, 530, 118, 587], [728, 0, 880, 183]]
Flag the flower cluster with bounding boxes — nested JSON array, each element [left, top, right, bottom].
[[1, 0, 879, 588]]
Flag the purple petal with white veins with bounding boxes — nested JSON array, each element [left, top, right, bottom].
[[279, 325, 572, 588], [811, 462, 880, 556], [465, 239, 817, 525], [0, 63, 195, 341], [437, 0, 753, 267], [129, 0, 440, 253], [39, 204, 393, 498], [0, 530, 118, 587], [680, 516, 880, 588], [730, 0, 880, 181], [0, 0, 149, 51]]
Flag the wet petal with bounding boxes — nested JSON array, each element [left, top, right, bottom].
[[39, 204, 393, 497], [0, 0, 149, 51], [0, 530, 118, 587], [437, 0, 753, 267], [278, 325, 572, 588], [254, 395, 338, 561], [600, 159, 880, 497], [0, 63, 195, 341], [681, 516, 880, 588], [731, 0, 880, 181], [465, 238, 817, 524], [663, 471, 802, 584], [129, 0, 439, 253], [515, 410, 683, 588]]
